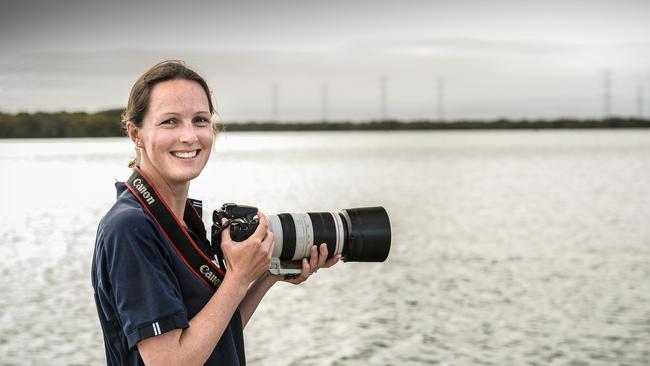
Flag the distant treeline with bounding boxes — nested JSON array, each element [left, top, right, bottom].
[[0, 109, 124, 138], [1, 109, 649, 138]]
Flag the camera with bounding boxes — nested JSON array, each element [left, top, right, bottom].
[[212, 203, 391, 275]]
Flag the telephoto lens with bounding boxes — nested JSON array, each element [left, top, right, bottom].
[[212, 204, 391, 275], [266, 207, 391, 262]]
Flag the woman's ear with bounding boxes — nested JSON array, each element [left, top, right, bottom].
[[126, 122, 140, 146]]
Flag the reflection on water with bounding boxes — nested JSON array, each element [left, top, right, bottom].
[[0, 130, 649, 365]]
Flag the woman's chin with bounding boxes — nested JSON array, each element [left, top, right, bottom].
[[171, 168, 202, 183]]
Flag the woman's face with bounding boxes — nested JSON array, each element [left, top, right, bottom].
[[135, 79, 214, 185]]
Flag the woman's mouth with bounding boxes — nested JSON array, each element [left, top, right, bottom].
[[171, 150, 199, 159]]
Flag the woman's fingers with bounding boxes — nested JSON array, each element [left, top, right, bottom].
[[280, 242, 342, 284], [301, 243, 340, 276], [309, 245, 318, 273], [263, 230, 274, 257], [317, 243, 328, 268], [308, 243, 329, 274], [323, 253, 342, 268], [219, 218, 232, 245], [252, 211, 269, 240], [283, 258, 310, 284]]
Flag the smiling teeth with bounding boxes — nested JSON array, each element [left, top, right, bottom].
[[173, 151, 197, 158]]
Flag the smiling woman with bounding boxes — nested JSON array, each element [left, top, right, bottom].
[[91, 60, 340, 366]]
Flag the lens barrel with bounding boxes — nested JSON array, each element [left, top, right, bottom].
[[267, 206, 391, 262]]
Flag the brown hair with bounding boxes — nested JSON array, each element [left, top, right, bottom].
[[122, 60, 220, 167]]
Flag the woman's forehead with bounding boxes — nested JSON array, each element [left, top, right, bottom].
[[148, 79, 210, 113]]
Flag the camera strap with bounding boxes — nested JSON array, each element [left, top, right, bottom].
[[125, 167, 225, 292]]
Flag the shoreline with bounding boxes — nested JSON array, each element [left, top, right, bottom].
[[1, 109, 649, 138]]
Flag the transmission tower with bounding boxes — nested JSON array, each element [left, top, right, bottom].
[[638, 86, 645, 118], [437, 77, 445, 122], [321, 83, 328, 122], [271, 83, 279, 121], [647, 70, 650, 119], [380, 76, 388, 121], [603, 70, 612, 118]]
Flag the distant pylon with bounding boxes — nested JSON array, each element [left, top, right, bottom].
[[638, 86, 645, 118], [437, 77, 445, 122], [271, 83, 279, 121], [647, 70, 650, 119], [603, 70, 612, 118], [321, 83, 328, 122], [380, 76, 388, 121]]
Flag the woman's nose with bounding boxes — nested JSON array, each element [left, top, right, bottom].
[[179, 121, 198, 144]]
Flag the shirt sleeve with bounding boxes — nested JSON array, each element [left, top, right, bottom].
[[100, 207, 190, 349]]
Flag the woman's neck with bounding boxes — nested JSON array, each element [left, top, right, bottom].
[[137, 165, 189, 221]]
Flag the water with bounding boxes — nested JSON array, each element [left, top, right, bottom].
[[0, 130, 649, 365]]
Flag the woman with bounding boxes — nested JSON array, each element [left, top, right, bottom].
[[91, 60, 339, 365]]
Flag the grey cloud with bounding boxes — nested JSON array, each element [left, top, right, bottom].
[[2, 40, 648, 120]]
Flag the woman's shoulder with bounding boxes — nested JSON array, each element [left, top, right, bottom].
[[103, 201, 148, 229], [97, 183, 157, 245]]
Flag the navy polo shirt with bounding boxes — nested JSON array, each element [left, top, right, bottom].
[[91, 182, 245, 365]]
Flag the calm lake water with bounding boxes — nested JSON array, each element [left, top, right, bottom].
[[0, 130, 649, 365]]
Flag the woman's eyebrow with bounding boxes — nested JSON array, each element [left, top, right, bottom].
[[158, 111, 210, 116]]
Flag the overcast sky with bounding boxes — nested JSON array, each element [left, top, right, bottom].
[[2, 0, 650, 120]]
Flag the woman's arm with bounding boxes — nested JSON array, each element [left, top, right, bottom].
[[137, 275, 249, 365], [238, 272, 279, 328], [137, 214, 274, 366]]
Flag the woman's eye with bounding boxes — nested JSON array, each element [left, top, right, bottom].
[[194, 117, 209, 124], [161, 118, 177, 125]]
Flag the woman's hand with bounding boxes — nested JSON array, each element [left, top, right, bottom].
[[281, 243, 341, 285], [220, 212, 274, 286]]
